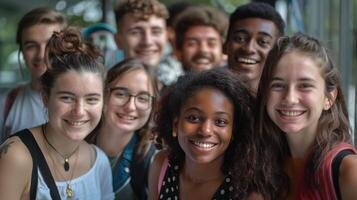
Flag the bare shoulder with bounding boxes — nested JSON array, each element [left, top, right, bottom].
[[0, 136, 32, 165], [0, 136, 33, 199], [339, 154, 357, 199], [148, 150, 169, 200]]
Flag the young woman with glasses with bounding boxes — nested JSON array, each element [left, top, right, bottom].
[[86, 58, 159, 200]]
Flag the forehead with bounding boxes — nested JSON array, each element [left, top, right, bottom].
[[183, 87, 233, 110], [22, 24, 61, 44], [111, 68, 153, 90], [119, 14, 166, 30], [231, 18, 278, 38], [184, 26, 221, 39], [274, 52, 323, 80], [53, 70, 103, 93]]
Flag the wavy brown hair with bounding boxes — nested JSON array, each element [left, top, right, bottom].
[[255, 33, 352, 198]]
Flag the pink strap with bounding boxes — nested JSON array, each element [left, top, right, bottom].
[[157, 156, 169, 195]]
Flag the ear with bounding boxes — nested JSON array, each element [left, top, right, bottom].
[[324, 89, 338, 110], [114, 32, 122, 49], [172, 117, 178, 137]]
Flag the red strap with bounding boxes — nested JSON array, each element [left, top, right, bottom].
[[157, 156, 169, 195], [3, 85, 23, 137]]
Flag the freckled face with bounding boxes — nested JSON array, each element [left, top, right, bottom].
[[175, 87, 234, 165]]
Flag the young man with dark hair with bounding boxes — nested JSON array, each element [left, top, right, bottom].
[[174, 5, 228, 72], [224, 2, 285, 94]]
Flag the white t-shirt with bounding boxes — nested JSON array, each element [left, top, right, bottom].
[[0, 83, 47, 141], [36, 145, 114, 200]]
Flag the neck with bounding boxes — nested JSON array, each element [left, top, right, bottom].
[[43, 123, 81, 156], [248, 79, 258, 96], [286, 129, 317, 158], [96, 122, 134, 157], [182, 158, 224, 183], [30, 78, 42, 91]]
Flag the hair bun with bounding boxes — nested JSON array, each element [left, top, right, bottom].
[[47, 26, 100, 61]]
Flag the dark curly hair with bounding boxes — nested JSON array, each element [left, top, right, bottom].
[[154, 67, 261, 199], [41, 26, 105, 95], [255, 33, 352, 198]]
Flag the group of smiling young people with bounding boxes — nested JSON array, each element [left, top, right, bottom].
[[0, 0, 357, 200]]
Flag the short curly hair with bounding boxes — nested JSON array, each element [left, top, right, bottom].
[[154, 67, 259, 198], [174, 5, 228, 50], [114, 0, 168, 26], [227, 2, 285, 39]]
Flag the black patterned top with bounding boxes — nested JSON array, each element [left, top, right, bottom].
[[158, 158, 234, 200]]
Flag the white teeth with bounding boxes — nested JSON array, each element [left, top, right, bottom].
[[280, 111, 303, 116], [238, 58, 257, 64], [67, 121, 87, 126], [195, 58, 210, 64], [192, 141, 215, 148], [118, 114, 136, 120]]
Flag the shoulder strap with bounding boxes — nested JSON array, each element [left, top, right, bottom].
[[3, 85, 24, 123], [130, 143, 156, 200], [2, 85, 24, 140], [332, 149, 355, 200], [10, 130, 38, 200], [15, 130, 61, 200], [157, 156, 169, 195]]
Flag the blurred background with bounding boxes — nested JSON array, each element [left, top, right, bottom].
[[0, 0, 356, 141]]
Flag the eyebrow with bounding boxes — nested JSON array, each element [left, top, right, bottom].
[[272, 77, 317, 82], [232, 29, 274, 38], [56, 91, 102, 97], [184, 107, 232, 117]]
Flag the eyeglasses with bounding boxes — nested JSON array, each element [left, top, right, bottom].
[[110, 87, 154, 111]]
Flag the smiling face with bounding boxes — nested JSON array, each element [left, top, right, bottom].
[[266, 52, 332, 136], [45, 71, 104, 141], [178, 26, 224, 72], [105, 68, 154, 134], [174, 87, 234, 165], [115, 14, 167, 68], [224, 18, 278, 91], [21, 24, 62, 81]]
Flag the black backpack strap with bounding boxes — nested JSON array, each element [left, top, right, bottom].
[[332, 149, 355, 200], [15, 129, 61, 200], [130, 144, 157, 200]]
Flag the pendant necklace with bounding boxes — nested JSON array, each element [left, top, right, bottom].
[[42, 124, 79, 198], [42, 124, 80, 171]]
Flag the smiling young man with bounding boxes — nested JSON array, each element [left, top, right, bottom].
[[224, 2, 285, 94], [174, 5, 228, 72], [0, 8, 66, 141], [114, 0, 168, 69]]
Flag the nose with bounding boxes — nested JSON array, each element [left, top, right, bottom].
[[283, 87, 299, 105], [72, 100, 85, 116], [199, 120, 213, 136], [242, 39, 256, 54], [142, 30, 154, 46], [123, 96, 136, 111], [199, 41, 209, 53], [36, 44, 46, 61]]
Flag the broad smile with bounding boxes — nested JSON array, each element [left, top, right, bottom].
[[237, 57, 259, 64], [64, 120, 89, 126], [189, 139, 217, 149], [117, 113, 138, 120], [277, 109, 305, 117]]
